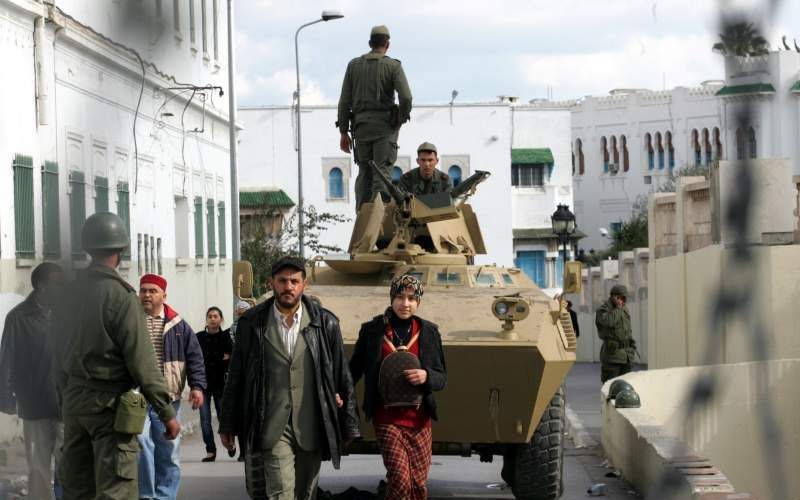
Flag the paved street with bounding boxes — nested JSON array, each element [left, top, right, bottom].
[[177, 363, 640, 500], [0, 364, 639, 499]]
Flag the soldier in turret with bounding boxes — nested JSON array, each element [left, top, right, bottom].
[[337, 25, 412, 210], [400, 142, 451, 196]]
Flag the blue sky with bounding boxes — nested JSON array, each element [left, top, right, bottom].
[[234, 0, 800, 106]]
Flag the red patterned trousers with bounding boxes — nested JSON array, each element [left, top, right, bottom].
[[374, 424, 432, 500]]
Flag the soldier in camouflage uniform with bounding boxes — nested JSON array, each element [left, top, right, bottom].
[[595, 284, 636, 383], [400, 142, 451, 195], [337, 25, 412, 210], [55, 213, 180, 500]]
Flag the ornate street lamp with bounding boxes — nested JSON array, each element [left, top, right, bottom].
[[294, 10, 344, 258], [551, 204, 576, 288]]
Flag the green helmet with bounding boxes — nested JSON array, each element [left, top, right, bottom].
[[614, 389, 641, 409], [607, 379, 634, 401], [610, 284, 628, 297], [81, 212, 130, 252]]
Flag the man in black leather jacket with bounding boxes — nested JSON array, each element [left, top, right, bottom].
[[219, 257, 360, 499]]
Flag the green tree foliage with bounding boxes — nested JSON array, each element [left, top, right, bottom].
[[241, 206, 349, 296], [712, 22, 770, 57]]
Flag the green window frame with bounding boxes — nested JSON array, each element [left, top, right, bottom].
[[95, 176, 109, 212], [217, 201, 226, 258], [69, 171, 86, 260], [42, 161, 61, 259], [194, 196, 204, 258], [12, 154, 35, 259], [116, 181, 131, 259], [206, 199, 217, 257]]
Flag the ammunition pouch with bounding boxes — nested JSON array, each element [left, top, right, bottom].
[[113, 390, 147, 435]]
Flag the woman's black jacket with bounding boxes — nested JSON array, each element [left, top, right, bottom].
[[349, 314, 447, 421]]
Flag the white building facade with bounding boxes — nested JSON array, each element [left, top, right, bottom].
[[238, 101, 574, 291], [717, 51, 800, 176], [570, 84, 725, 251], [0, 0, 233, 326]]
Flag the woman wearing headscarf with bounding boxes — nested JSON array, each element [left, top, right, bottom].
[[349, 274, 447, 500]]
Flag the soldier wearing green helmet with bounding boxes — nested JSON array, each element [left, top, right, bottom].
[[337, 24, 413, 210], [595, 284, 636, 383], [55, 212, 179, 499]]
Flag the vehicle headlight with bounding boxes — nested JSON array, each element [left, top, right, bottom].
[[494, 302, 509, 316]]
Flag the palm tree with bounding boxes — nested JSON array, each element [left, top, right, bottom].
[[712, 22, 770, 57]]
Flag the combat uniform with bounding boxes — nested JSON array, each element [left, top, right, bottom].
[[400, 168, 451, 196], [595, 295, 635, 383], [337, 25, 412, 209], [56, 213, 176, 500]]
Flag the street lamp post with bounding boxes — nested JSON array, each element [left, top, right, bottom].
[[551, 204, 577, 289], [294, 10, 344, 259]]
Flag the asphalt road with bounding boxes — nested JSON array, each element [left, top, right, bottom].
[[0, 363, 638, 499], [176, 363, 639, 500]]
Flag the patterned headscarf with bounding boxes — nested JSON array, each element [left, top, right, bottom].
[[389, 274, 424, 301]]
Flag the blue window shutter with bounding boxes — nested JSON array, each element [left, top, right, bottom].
[[515, 251, 547, 288], [42, 161, 61, 259], [447, 165, 462, 187], [329, 168, 344, 198], [12, 154, 35, 259], [69, 171, 86, 260]]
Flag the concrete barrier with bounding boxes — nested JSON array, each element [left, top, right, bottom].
[[601, 359, 800, 499]]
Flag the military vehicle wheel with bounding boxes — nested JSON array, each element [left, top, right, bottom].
[[506, 386, 565, 499]]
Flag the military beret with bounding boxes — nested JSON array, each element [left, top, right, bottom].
[[370, 25, 390, 37], [417, 141, 437, 154]]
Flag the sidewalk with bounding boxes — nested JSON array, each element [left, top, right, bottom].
[[564, 362, 643, 498]]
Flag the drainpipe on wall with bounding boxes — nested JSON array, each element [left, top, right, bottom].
[[34, 15, 49, 126]]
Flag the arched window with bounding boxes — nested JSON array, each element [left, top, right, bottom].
[[702, 128, 711, 165], [391, 166, 403, 183], [736, 128, 745, 160], [665, 131, 675, 169], [713, 127, 723, 161], [692, 129, 701, 166], [576, 139, 585, 175], [645, 133, 654, 170], [328, 167, 344, 199], [748, 126, 757, 159], [655, 132, 664, 170], [610, 136, 619, 173], [448, 165, 463, 187], [621, 135, 629, 172], [601, 137, 609, 173]]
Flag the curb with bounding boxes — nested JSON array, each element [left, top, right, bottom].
[[565, 404, 598, 449]]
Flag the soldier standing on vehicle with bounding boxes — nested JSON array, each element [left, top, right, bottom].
[[595, 284, 636, 383], [337, 25, 412, 210], [400, 142, 451, 196], [55, 212, 180, 500]]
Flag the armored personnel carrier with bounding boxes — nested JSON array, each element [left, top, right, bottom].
[[308, 163, 577, 499]]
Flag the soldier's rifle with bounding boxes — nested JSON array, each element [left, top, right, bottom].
[[369, 160, 410, 207]]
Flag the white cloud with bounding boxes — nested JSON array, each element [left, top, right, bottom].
[[237, 69, 331, 105], [517, 34, 725, 99], [234, 0, 800, 106]]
